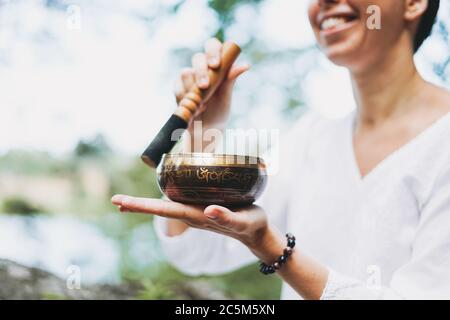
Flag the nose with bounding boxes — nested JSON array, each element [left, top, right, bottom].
[[318, 0, 340, 7]]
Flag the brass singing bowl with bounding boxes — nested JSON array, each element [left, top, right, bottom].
[[157, 153, 268, 207]]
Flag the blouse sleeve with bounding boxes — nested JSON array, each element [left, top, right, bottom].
[[321, 163, 450, 300], [154, 112, 321, 276]]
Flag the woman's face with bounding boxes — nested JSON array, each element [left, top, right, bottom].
[[308, 0, 407, 72]]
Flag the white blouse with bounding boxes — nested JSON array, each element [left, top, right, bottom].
[[154, 111, 450, 300]]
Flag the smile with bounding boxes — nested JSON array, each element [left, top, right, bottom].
[[321, 17, 349, 30], [318, 13, 359, 36]]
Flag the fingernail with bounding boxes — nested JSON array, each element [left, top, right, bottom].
[[121, 196, 131, 205], [209, 57, 219, 66], [199, 76, 209, 87]]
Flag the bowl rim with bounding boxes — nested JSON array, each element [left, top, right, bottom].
[[161, 153, 266, 166]]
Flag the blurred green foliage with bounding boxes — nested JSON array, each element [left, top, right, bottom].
[[208, 264, 282, 299], [137, 278, 178, 300], [1, 197, 45, 215], [207, 0, 265, 40], [109, 158, 161, 202], [133, 263, 281, 300], [74, 134, 111, 158], [0, 150, 73, 176], [41, 292, 66, 300]]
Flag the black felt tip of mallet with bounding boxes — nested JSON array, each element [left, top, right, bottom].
[[141, 114, 188, 168]]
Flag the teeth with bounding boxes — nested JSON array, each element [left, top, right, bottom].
[[321, 17, 347, 30]]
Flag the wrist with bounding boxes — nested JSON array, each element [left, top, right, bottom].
[[246, 225, 286, 264]]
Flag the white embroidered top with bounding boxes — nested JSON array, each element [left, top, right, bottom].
[[154, 111, 450, 299]]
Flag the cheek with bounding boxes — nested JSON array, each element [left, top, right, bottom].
[[347, 0, 405, 48], [307, 1, 319, 31], [364, 3, 405, 49], [365, 0, 405, 34], [348, 0, 405, 30]]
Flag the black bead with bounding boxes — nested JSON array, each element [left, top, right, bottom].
[[286, 233, 295, 241], [284, 247, 293, 256], [278, 254, 287, 264], [287, 238, 296, 248], [267, 265, 275, 274]]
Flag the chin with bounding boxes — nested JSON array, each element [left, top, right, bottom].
[[321, 38, 365, 69], [319, 24, 369, 70]]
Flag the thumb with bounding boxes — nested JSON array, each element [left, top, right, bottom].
[[217, 63, 250, 96], [227, 63, 251, 82], [204, 205, 236, 228]]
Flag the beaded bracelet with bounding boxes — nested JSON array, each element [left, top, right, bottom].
[[259, 233, 296, 275]]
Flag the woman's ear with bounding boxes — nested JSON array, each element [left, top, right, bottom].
[[404, 0, 428, 22]]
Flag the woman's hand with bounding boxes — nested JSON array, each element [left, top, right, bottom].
[[111, 194, 329, 299], [111, 195, 269, 249], [175, 38, 250, 133]]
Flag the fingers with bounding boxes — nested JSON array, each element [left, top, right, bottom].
[[175, 68, 195, 104], [181, 67, 195, 92], [176, 37, 221, 100], [111, 194, 202, 220], [118, 205, 135, 213], [204, 205, 265, 234], [175, 38, 249, 103], [112, 195, 264, 238], [192, 52, 209, 89], [174, 76, 185, 104], [204, 38, 222, 69]]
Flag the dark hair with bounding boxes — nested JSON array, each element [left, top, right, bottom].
[[414, 0, 440, 52]]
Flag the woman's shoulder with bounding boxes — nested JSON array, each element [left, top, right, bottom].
[[424, 83, 450, 113]]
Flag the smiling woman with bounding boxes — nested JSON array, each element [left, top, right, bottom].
[[112, 0, 450, 300], [307, 0, 440, 70]]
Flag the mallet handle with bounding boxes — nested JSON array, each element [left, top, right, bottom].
[[141, 42, 241, 168]]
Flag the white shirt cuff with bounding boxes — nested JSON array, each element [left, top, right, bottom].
[[320, 268, 383, 300]]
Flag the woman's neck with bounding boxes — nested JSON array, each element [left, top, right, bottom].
[[350, 38, 425, 127]]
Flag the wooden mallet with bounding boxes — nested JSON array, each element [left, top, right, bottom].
[[141, 41, 241, 168]]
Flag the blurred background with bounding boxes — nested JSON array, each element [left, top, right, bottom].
[[0, 0, 449, 299]]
